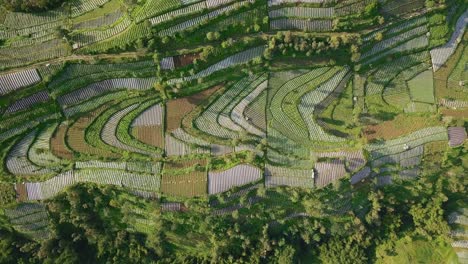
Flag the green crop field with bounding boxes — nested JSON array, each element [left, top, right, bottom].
[[0, 0, 467, 262], [408, 70, 435, 104]]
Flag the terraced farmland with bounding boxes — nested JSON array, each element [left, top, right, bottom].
[[0, 0, 467, 261]]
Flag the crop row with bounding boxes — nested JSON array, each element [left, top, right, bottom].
[[430, 10, 467, 71], [71, 16, 132, 48], [268, 0, 325, 7], [314, 159, 347, 188], [194, 74, 265, 139], [57, 77, 156, 108], [28, 123, 65, 169], [73, 10, 123, 29], [269, 7, 334, 19], [6, 130, 53, 176], [298, 67, 349, 142], [371, 145, 424, 167], [361, 25, 428, 60], [208, 164, 262, 194], [265, 164, 314, 188], [0, 39, 70, 70], [150, 1, 206, 26], [101, 104, 158, 156], [366, 51, 429, 96], [0, 113, 61, 142], [157, 0, 254, 37], [315, 149, 365, 172], [2, 9, 65, 29], [70, 0, 110, 17], [269, 67, 330, 142], [270, 18, 332, 31], [366, 126, 448, 159], [0, 69, 41, 96]]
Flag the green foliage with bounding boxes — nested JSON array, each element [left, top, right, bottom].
[[38, 184, 163, 262], [319, 237, 368, 264], [0, 228, 38, 262], [430, 24, 449, 40], [428, 13, 446, 25], [0, 182, 15, 206], [364, 1, 379, 17], [0, 2, 467, 263]]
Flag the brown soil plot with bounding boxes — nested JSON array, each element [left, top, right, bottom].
[[15, 183, 28, 202], [173, 53, 199, 68], [50, 123, 74, 160], [161, 171, 207, 197], [166, 84, 222, 131], [132, 125, 164, 149], [364, 115, 442, 141]]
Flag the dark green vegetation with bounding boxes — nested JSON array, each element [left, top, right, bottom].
[[0, 147, 466, 263], [0, 0, 467, 262]]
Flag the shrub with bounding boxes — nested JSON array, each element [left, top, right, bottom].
[[0, 182, 15, 206], [428, 13, 446, 25], [430, 24, 449, 40]]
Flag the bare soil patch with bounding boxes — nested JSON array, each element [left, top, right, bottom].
[[161, 171, 207, 197], [440, 108, 468, 118], [50, 123, 74, 160], [166, 84, 222, 131], [173, 53, 199, 68], [15, 183, 28, 202], [132, 125, 164, 149], [364, 115, 442, 141]]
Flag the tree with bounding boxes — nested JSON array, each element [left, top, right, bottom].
[[378, 16, 385, 25], [351, 52, 361, 63], [328, 36, 341, 49], [366, 191, 383, 225], [284, 31, 292, 43], [206, 32, 220, 41], [161, 36, 170, 44], [232, 210, 239, 219], [374, 32, 384, 42], [221, 38, 234, 49], [364, 1, 379, 17], [319, 237, 367, 264], [256, 187, 266, 198], [275, 245, 296, 264], [0, 183, 16, 206], [351, 44, 361, 62], [409, 181, 450, 239], [206, 32, 215, 41], [253, 24, 261, 32], [252, 56, 263, 65], [199, 46, 214, 61], [263, 48, 273, 60], [425, 0, 435, 8], [154, 82, 167, 99], [135, 38, 145, 49]]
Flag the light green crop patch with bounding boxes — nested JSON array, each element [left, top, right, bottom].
[[408, 70, 435, 104]]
